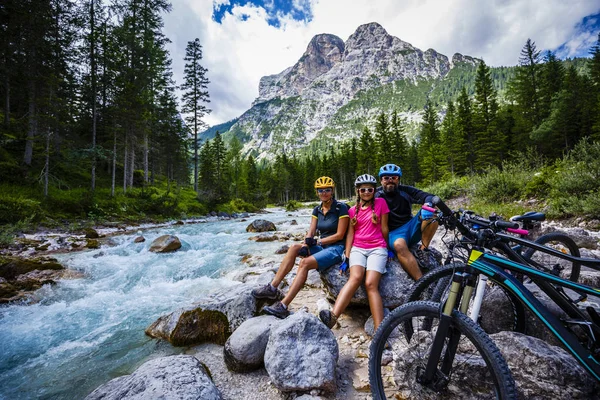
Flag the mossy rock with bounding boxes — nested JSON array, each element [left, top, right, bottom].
[[0, 256, 64, 280], [84, 228, 100, 239], [86, 239, 100, 249], [145, 308, 232, 346], [0, 281, 18, 299]]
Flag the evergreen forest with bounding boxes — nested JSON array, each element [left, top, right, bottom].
[[1, 1, 600, 233]]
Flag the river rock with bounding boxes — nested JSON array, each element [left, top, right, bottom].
[[249, 233, 279, 242], [275, 245, 289, 254], [84, 228, 100, 238], [134, 236, 145, 243], [218, 211, 230, 218], [85, 355, 221, 400], [145, 284, 258, 346], [223, 315, 282, 372], [148, 235, 181, 253], [246, 219, 276, 233], [492, 331, 599, 399], [321, 258, 413, 308], [0, 256, 64, 280], [264, 311, 338, 392]]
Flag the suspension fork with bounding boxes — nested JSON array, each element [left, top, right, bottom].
[[420, 272, 470, 386]]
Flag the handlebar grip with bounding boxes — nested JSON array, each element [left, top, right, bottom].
[[421, 204, 436, 213], [431, 196, 452, 216], [507, 228, 529, 236], [493, 220, 520, 229]]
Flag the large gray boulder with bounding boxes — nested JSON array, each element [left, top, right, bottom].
[[493, 331, 599, 399], [148, 235, 182, 253], [321, 258, 413, 308], [246, 219, 277, 233], [264, 311, 338, 392], [85, 355, 221, 400], [145, 284, 258, 346], [223, 315, 282, 372]]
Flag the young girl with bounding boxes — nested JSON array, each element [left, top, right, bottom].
[[319, 174, 389, 332]]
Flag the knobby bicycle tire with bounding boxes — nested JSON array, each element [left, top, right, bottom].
[[368, 301, 517, 400], [406, 264, 527, 334], [522, 232, 581, 282]]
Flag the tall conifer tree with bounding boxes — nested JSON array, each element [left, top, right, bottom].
[[181, 37, 210, 192]]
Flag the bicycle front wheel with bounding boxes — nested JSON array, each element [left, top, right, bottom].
[[369, 301, 517, 400], [522, 232, 581, 282]]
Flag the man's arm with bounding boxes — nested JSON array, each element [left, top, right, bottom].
[[400, 185, 434, 204]]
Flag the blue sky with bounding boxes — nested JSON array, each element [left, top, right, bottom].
[[163, 0, 600, 127], [212, 0, 313, 27]]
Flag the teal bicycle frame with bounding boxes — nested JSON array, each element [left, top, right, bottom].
[[466, 248, 600, 381]]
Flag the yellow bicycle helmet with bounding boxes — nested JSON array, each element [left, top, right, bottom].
[[314, 176, 335, 189]]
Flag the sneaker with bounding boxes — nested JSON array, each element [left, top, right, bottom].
[[413, 247, 433, 270], [319, 309, 338, 329], [263, 301, 290, 319], [252, 284, 279, 300]]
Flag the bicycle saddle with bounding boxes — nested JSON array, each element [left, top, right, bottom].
[[510, 211, 546, 222]]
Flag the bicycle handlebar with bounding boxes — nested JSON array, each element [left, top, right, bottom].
[[421, 204, 437, 213], [507, 228, 529, 236]]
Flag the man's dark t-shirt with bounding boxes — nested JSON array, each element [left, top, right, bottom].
[[375, 185, 434, 231]]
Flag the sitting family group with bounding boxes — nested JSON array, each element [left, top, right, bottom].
[[251, 163, 439, 334]]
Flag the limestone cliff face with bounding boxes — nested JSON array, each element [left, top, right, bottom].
[[218, 22, 479, 159]]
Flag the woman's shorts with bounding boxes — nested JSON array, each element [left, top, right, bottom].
[[349, 246, 387, 274], [308, 244, 345, 272]]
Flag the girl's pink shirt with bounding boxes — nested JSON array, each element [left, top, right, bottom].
[[348, 197, 389, 249]]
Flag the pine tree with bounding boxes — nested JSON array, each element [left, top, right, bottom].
[[509, 38, 542, 131], [418, 99, 443, 184], [539, 50, 564, 118], [473, 60, 502, 170], [456, 87, 476, 173], [440, 101, 465, 176], [180, 38, 210, 193], [357, 126, 376, 175], [374, 111, 392, 167], [589, 33, 600, 140], [389, 110, 409, 171]]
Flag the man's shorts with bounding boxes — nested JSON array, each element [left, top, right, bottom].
[[308, 244, 345, 272], [388, 210, 428, 249], [349, 246, 387, 274]]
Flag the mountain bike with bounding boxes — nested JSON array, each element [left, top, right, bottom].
[[369, 197, 600, 399], [408, 208, 583, 334]]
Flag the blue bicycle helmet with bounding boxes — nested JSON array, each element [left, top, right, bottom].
[[378, 164, 402, 178]]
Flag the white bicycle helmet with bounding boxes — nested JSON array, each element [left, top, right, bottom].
[[354, 174, 377, 187]]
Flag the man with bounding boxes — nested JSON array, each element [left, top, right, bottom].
[[375, 163, 438, 280]]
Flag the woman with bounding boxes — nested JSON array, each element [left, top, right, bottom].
[[319, 174, 389, 332], [252, 176, 349, 319]]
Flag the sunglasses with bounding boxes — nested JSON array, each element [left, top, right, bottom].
[[359, 187, 375, 193], [317, 188, 333, 194], [381, 176, 399, 181]]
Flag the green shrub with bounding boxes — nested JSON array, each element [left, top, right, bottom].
[[547, 139, 600, 218], [218, 198, 259, 214], [422, 176, 470, 200], [285, 200, 302, 211], [0, 195, 42, 224], [472, 164, 530, 203]]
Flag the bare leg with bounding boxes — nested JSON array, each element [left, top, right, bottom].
[[281, 256, 318, 307], [420, 220, 439, 248], [394, 238, 422, 280], [271, 243, 302, 287], [365, 270, 384, 331], [331, 266, 365, 317]]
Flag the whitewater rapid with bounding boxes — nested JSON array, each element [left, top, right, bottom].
[[0, 208, 309, 399]]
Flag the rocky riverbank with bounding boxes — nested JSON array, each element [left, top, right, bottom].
[[3, 210, 600, 399]]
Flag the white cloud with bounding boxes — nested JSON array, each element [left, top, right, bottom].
[[163, 0, 600, 127]]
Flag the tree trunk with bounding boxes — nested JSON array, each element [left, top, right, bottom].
[[90, 0, 97, 192], [3, 73, 9, 128], [111, 129, 116, 197], [144, 130, 148, 183], [44, 131, 51, 197], [24, 80, 36, 166], [129, 139, 135, 188], [123, 133, 128, 193]]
